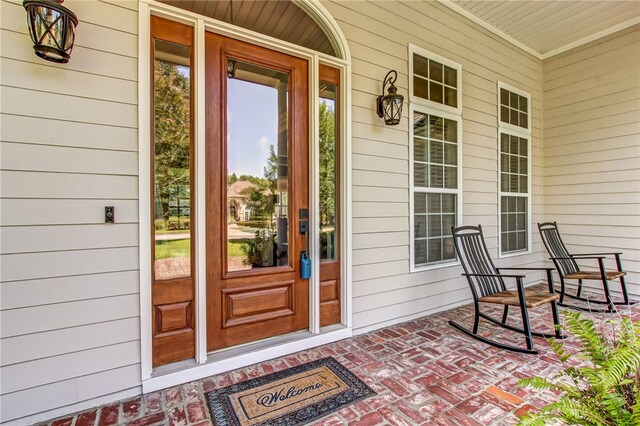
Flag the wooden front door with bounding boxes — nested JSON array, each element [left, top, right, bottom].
[[205, 33, 309, 351]]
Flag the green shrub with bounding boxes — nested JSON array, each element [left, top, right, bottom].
[[518, 310, 640, 426], [241, 230, 275, 267], [237, 220, 271, 229]]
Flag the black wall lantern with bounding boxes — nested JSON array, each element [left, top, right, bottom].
[[23, 0, 78, 63], [376, 70, 404, 125]]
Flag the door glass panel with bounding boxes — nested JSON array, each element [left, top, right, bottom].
[[153, 40, 192, 281], [227, 59, 289, 272], [319, 81, 338, 261]]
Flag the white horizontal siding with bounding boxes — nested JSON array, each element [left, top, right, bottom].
[[0, 271, 139, 310], [1, 294, 139, 338], [1, 341, 140, 394], [1, 318, 140, 365], [1, 224, 139, 254], [323, 0, 546, 334], [542, 25, 640, 297], [1, 199, 139, 226], [1, 114, 138, 151], [0, 0, 141, 423], [0, 365, 141, 424]]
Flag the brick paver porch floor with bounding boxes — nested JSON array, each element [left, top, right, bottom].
[[42, 293, 640, 426]]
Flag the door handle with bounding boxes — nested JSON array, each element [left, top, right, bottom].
[[299, 209, 310, 279]]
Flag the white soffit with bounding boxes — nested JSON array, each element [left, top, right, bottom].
[[440, 0, 640, 59]]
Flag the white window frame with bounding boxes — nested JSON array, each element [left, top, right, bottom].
[[409, 44, 462, 116], [497, 82, 532, 257], [409, 103, 463, 272]]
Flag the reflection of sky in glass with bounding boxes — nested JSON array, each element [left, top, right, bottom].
[[320, 98, 334, 110], [227, 78, 278, 178], [177, 65, 189, 77]]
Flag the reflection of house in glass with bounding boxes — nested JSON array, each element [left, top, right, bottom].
[[227, 180, 256, 222]]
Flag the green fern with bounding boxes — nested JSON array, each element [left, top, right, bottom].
[[517, 311, 640, 426]]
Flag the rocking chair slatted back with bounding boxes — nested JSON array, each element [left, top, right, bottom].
[[453, 225, 506, 298], [538, 222, 580, 276]]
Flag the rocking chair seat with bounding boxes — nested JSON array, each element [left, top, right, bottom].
[[479, 290, 560, 308], [564, 271, 626, 281]]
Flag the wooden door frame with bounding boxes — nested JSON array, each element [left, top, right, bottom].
[[139, 2, 353, 387], [204, 32, 309, 352]]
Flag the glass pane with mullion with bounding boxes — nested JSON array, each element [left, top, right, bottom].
[[500, 106, 509, 124], [415, 239, 427, 265], [430, 140, 444, 164], [429, 60, 443, 83], [428, 214, 442, 237], [500, 88, 509, 106], [444, 166, 457, 189], [319, 81, 338, 261], [443, 65, 457, 87], [510, 108, 519, 126], [413, 76, 429, 99], [444, 87, 457, 108], [413, 54, 429, 78], [415, 215, 427, 238], [154, 40, 192, 281], [414, 138, 428, 162], [444, 142, 457, 165], [414, 162, 428, 187], [442, 194, 455, 213], [430, 81, 443, 104], [428, 193, 441, 213], [227, 60, 289, 271], [510, 91, 518, 108], [444, 119, 457, 143], [414, 192, 427, 213], [428, 238, 442, 263], [414, 112, 429, 138], [430, 165, 444, 188]]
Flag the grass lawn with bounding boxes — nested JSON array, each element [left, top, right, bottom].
[[155, 238, 246, 259]]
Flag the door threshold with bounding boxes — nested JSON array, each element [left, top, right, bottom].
[[143, 325, 351, 393]]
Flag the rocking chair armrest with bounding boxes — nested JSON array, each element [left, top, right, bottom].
[[570, 252, 622, 257], [497, 267, 554, 272], [549, 255, 605, 260], [497, 267, 556, 293], [462, 272, 525, 279]]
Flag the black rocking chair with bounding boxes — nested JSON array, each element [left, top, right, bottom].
[[538, 221, 636, 313], [449, 225, 564, 354]]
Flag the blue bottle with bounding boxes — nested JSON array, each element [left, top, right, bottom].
[[300, 251, 311, 279]]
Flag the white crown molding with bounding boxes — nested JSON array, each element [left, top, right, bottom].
[[438, 0, 640, 61], [437, 0, 542, 59]]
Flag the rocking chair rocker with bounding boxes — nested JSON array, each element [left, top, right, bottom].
[[538, 221, 636, 313], [449, 225, 564, 354]]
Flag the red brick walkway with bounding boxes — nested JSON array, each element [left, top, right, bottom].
[[41, 294, 639, 426]]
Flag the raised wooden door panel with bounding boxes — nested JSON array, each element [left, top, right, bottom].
[[205, 32, 309, 351], [150, 16, 196, 366], [319, 64, 341, 327]]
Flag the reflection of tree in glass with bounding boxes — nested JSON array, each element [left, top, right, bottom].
[[154, 60, 191, 230], [319, 101, 336, 228]]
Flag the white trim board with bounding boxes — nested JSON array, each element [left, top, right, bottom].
[[438, 0, 640, 60]]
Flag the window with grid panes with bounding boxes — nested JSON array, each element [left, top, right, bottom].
[[499, 85, 529, 130], [412, 110, 459, 267], [498, 82, 531, 255], [410, 45, 461, 113]]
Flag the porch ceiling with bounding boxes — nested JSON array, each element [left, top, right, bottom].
[[444, 0, 640, 58]]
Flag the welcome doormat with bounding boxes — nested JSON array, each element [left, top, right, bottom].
[[205, 357, 375, 425]]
